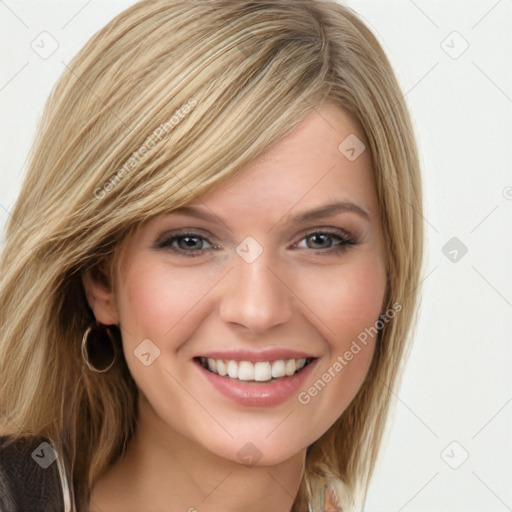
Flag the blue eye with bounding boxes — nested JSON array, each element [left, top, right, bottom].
[[295, 230, 356, 252], [155, 229, 356, 257], [155, 232, 218, 257]]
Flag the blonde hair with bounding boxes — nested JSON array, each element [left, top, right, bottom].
[[0, 1, 423, 510]]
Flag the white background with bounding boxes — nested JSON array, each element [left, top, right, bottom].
[[1, 1, 511, 511]]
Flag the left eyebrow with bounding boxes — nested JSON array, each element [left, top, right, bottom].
[[286, 200, 371, 225]]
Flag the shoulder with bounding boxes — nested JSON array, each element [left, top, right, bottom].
[[0, 435, 67, 512]]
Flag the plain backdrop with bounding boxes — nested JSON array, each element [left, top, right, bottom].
[[1, 1, 511, 511]]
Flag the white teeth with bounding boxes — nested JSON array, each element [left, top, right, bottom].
[[200, 357, 310, 382], [216, 359, 227, 376], [271, 359, 285, 378], [254, 361, 272, 381], [238, 361, 254, 381], [284, 358, 296, 376], [227, 360, 238, 378]]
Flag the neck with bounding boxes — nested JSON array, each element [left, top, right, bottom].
[[90, 394, 306, 512]]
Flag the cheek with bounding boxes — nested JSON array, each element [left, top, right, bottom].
[[332, 262, 385, 338], [292, 253, 386, 433], [114, 257, 223, 409], [323, 255, 386, 380], [294, 254, 386, 346], [116, 257, 221, 344]]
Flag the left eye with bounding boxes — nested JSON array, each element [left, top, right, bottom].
[[295, 231, 354, 251]]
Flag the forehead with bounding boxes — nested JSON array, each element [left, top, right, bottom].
[[188, 102, 378, 227]]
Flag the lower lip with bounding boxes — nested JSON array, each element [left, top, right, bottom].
[[195, 359, 317, 407]]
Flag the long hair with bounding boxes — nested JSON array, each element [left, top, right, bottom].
[[0, 1, 423, 510]]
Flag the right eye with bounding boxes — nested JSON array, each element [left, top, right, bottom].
[[155, 232, 220, 257]]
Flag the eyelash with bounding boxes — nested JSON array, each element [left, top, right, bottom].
[[155, 229, 357, 257]]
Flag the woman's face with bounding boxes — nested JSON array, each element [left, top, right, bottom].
[[89, 101, 387, 466]]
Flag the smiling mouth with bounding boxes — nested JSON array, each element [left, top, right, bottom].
[[195, 356, 315, 383]]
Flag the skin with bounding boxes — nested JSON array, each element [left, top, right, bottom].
[[84, 100, 387, 512]]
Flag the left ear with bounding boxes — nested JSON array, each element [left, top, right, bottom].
[[81, 262, 119, 325]]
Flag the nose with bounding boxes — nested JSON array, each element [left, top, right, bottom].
[[218, 251, 294, 335]]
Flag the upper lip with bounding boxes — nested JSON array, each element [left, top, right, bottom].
[[195, 348, 318, 363]]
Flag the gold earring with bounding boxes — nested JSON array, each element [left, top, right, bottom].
[[81, 323, 118, 373]]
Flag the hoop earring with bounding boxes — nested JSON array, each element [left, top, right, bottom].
[[81, 323, 118, 374]]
